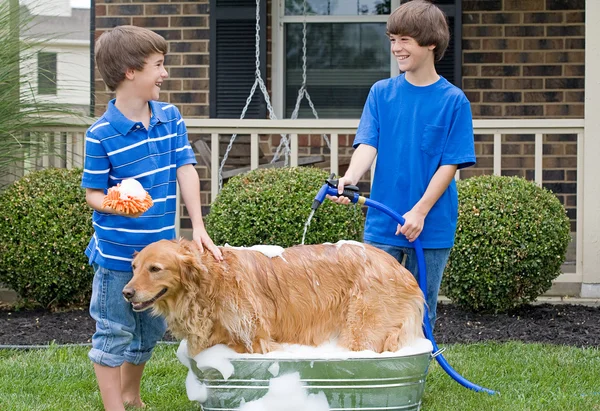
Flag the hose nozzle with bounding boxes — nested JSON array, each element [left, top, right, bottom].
[[311, 173, 361, 211], [311, 184, 330, 211]]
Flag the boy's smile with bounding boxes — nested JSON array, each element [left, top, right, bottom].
[[389, 34, 437, 85], [134, 52, 169, 101]]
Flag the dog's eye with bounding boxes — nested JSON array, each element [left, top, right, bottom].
[[149, 265, 161, 273], [132, 264, 137, 270]]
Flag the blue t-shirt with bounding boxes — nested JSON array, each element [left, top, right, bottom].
[[81, 100, 197, 271], [354, 74, 475, 249]]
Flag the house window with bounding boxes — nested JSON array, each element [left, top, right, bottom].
[[275, 0, 461, 119], [38, 52, 57, 95]]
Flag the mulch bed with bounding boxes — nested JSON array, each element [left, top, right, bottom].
[[0, 303, 598, 347], [0, 306, 176, 346], [434, 303, 600, 348]]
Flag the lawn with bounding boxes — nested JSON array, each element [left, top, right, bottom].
[[0, 341, 598, 411]]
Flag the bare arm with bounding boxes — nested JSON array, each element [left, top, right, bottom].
[[85, 188, 108, 213], [397, 164, 458, 242], [177, 164, 223, 260], [327, 144, 377, 204]]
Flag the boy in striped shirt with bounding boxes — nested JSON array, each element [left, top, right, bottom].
[[81, 25, 222, 411]]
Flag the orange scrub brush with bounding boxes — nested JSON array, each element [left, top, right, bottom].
[[102, 178, 153, 214]]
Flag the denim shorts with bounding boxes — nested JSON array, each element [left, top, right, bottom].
[[364, 240, 451, 329], [88, 264, 167, 367]]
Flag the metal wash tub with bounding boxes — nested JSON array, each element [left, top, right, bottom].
[[189, 342, 433, 411]]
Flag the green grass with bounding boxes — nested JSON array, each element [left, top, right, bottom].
[[0, 342, 598, 410], [423, 342, 600, 411]]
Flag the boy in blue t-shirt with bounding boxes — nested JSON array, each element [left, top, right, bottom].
[[81, 25, 223, 411], [329, 0, 475, 328]]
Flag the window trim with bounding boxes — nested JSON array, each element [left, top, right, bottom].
[[272, 0, 400, 119], [271, 0, 460, 119]]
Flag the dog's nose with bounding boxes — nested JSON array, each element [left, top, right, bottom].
[[122, 287, 135, 300]]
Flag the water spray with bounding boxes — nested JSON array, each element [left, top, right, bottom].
[[312, 174, 497, 395]]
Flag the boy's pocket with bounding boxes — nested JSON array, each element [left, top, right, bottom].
[[420, 124, 447, 157]]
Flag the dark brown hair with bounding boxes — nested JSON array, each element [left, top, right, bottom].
[[95, 25, 168, 91], [386, 0, 450, 62]]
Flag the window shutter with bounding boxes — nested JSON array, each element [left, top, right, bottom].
[[210, 0, 267, 119], [435, 1, 462, 87], [435, 16, 458, 86]]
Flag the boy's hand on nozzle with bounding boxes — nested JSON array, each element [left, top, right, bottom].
[[396, 209, 425, 243], [326, 176, 353, 205]]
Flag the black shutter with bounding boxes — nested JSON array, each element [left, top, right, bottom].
[[210, 0, 267, 119], [435, 1, 462, 87]]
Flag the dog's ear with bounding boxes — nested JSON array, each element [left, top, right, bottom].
[[130, 250, 140, 271], [176, 239, 209, 290]]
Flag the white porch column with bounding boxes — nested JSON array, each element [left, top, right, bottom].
[[582, 0, 600, 297]]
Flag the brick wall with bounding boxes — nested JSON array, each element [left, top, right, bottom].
[[94, 0, 582, 233], [94, 0, 584, 120], [462, 0, 584, 118], [94, 0, 211, 228], [460, 0, 583, 232], [94, 1, 210, 117], [460, 133, 578, 231]]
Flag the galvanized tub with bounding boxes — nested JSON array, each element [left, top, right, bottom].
[[187, 340, 433, 411]]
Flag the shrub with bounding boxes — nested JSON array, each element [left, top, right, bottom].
[[442, 175, 571, 313], [0, 168, 94, 308], [205, 167, 364, 247]]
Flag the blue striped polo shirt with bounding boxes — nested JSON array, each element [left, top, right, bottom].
[[81, 99, 196, 271]]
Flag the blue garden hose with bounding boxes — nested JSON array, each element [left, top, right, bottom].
[[312, 176, 496, 395]]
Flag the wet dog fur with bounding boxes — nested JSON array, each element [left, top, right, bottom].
[[123, 239, 425, 356]]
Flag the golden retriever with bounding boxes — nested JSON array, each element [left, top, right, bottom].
[[123, 239, 425, 356]]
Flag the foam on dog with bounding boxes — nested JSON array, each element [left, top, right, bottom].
[[125, 239, 426, 357]]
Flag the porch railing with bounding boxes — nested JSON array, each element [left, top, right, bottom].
[[21, 118, 585, 285], [186, 118, 584, 287]]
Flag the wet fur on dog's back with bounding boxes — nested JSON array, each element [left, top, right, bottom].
[[124, 239, 425, 356]]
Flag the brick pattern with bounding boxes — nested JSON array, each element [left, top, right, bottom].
[[461, 134, 578, 231], [95, 0, 581, 234], [94, 1, 210, 118], [95, 1, 211, 227], [461, 0, 582, 232], [462, 0, 584, 119]]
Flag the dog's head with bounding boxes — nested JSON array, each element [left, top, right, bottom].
[[123, 239, 208, 313]]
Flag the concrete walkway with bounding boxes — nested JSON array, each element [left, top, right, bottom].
[[437, 295, 600, 307]]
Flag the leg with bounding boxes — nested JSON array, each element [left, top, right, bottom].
[[89, 265, 138, 411], [362, 241, 415, 349], [94, 364, 125, 411], [255, 338, 282, 354], [121, 362, 146, 408], [404, 248, 451, 329], [339, 294, 384, 352], [122, 308, 166, 405]]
